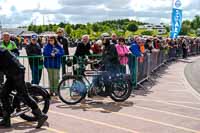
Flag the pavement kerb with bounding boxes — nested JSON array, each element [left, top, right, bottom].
[[181, 57, 200, 101]]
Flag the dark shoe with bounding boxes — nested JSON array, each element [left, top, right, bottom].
[[0, 113, 11, 128], [0, 108, 3, 117], [0, 119, 11, 128], [36, 114, 48, 129], [32, 109, 48, 129]]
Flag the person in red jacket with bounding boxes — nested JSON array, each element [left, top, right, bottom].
[[91, 40, 103, 55]]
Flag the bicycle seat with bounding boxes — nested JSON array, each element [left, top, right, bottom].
[[84, 70, 107, 76]]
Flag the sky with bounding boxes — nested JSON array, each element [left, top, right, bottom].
[[0, 0, 199, 27]]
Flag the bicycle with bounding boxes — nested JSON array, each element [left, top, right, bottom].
[[57, 59, 132, 105]]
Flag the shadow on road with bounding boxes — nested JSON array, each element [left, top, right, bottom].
[[0, 121, 49, 133], [132, 59, 194, 98], [56, 100, 134, 113], [132, 61, 171, 97], [54, 59, 195, 114]]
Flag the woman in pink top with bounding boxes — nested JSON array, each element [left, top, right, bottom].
[[115, 37, 130, 73]]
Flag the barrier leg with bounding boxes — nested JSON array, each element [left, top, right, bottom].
[[137, 83, 148, 90]]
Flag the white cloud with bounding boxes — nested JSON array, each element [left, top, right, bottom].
[[0, 0, 199, 27], [96, 4, 112, 11], [129, 0, 191, 11], [0, 0, 61, 11]]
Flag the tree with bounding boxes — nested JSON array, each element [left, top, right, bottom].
[[37, 26, 43, 34], [180, 20, 191, 35], [58, 22, 65, 28], [65, 25, 72, 36], [141, 30, 153, 36], [49, 24, 53, 31], [165, 25, 170, 32], [79, 24, 86, 29], [92, 24, 99, 32], [191, 15, 200, 30], [127, 23, 138, 32], [86, 28, 91, 35], [28, 25, 33, 31], [52, 25, 59, 32], [102, 25, 110, 32], [32, 25, 37, 32], [43, 25, 49, 31]]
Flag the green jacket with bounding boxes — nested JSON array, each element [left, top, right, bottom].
[[0, 41, 17, 50], [0, 41, 19, 56]]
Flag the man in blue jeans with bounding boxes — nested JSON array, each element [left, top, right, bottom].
[[26, 35, 43, 84]]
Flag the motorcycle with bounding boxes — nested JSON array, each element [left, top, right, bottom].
[[0, 82, 50, 122]]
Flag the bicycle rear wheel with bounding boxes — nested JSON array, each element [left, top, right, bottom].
[[110, 79, 132, 102], [20, 86, 50, 121], [58, 75, 87, 105]]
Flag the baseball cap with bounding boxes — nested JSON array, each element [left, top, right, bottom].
[[101, 33, 111, 40], [31, 35, 38, 40]]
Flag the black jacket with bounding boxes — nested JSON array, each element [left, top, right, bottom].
[[26, 43, 43, 68], [73, 42, 91, 64], [74, 42, 91, 58], [111, 40, 118, 45], [102, 44, 120, 67], [57, 36, 69, 55], [0, 48, 24, 76]]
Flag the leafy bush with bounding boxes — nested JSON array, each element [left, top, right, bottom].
[[141, 30, 153, 36]]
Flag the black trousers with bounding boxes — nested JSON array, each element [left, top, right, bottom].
[[0, 72, 4, 84], [62, 57, 66, 75], [182, 49, 188, 59], [0, 73, 39, 115]]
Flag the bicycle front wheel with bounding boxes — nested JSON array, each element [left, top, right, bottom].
[[58, 75, 87, 105]]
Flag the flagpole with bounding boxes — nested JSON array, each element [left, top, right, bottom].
[[170, 0, 174, 38]]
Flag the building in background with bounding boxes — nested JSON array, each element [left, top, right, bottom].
[[138, 23, 167, 35], [0, 28, 28, 36]]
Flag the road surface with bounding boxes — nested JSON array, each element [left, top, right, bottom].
[[1, 54, 200, 133]]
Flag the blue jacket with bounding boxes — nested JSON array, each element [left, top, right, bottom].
[[43, 44, 64, 69], [129, 42, 142, 57]]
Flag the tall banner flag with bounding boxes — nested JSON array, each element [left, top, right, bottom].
[[170, 0, 183, 39]]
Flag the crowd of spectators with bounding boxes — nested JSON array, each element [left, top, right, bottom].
[[1, 28, 200, 97]]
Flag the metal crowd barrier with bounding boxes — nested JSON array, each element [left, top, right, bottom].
[[136, 45, 200, 89], [18, 54, 138, 90], [17, 44, 200, 91], [136, 50, 169, 89], [17, 55, 75, 89], [188, 44, 200, 56]]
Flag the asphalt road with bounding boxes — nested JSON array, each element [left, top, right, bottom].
[[1, 52, 200, 133], [185, 58, 200, 94]]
